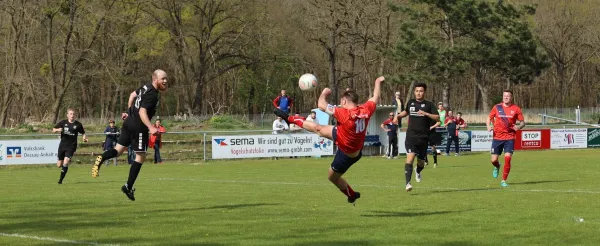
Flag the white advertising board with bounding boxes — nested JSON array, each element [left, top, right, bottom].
[[212, 134, 334, 159], [0, 139, 60, 165], [471, 131, 493, 152], [550, 128, 587, 149]]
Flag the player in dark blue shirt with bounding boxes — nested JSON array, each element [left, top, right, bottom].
[[52, 109, 87, 184], [92, 69, 168, 201]]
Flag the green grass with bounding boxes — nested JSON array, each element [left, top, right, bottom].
[[1, 149, 600, 245]]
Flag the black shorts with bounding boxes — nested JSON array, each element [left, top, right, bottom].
[[118, 120, 149, 152], [331, 150, 362, 174], [405, 137, 428, 161], [428, 132, 442, 146], [58, 145, 76, 161]]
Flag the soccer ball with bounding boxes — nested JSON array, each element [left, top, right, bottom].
[[298, 73, 317, 91]]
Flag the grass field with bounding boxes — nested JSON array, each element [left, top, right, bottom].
[[1, 149, 600, 245]]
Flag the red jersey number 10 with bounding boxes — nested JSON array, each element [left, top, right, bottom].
[[355, 119, 366, 133]]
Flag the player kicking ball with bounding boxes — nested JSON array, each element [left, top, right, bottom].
[[394, 82, 439, 192], [486, 90, 525, 187], [274, 76, 384, 204]]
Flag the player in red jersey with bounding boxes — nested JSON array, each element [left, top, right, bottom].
[[274, 76, 384, 204], [487, 90, 526, 187]]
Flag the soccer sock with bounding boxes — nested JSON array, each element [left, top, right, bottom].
[[503, 156, 512, 180], [101, 149, 118, 163], [126, 161, 143, 189], [292, 117, 304, 128], [416, 164, 424, 174], [340, 184, 356, 198], [59, 166, 68, 182], [405, 164, 413, 184], [433, 151, 438, 164], [492, 160, 500, 168]]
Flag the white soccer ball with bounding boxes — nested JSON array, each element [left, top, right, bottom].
[[298, 73, 317, 91]]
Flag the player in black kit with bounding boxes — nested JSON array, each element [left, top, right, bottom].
[[393, 82, 439, 192], [52, 109, 88, 184], [92, 69, 168, 201]]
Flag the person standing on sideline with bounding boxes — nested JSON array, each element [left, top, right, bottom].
[[52, 109, 88, 184], [103, 119, 120, 166], [392, 91, 405, 126], [272, 90, 293, 114], [92, 69, 168, 201], [487, 90, 525, 187], [149, 119, 166, 164], [381, 112, 398, 159], [437, 102, 447, 127], [306, 111, 317, 122], [445, 110, 466, 156], [394, 82, 439, 192]]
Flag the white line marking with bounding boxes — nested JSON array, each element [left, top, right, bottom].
[[156, 178, 600, 194], [0, 233, 119, 245]]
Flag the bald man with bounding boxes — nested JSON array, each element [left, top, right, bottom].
[[92, 69, 168, 201]]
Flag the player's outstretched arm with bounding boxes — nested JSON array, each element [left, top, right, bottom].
[[368, 76, 385, 104], [430, 121, 440, 130], [127, 91, 137, 108], [393, 111, 408, 124], [318, 88, 332, 114], [486, 117, 493, 132], [139, 108, 158, 135]]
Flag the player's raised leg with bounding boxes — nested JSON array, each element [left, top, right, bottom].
[[92, 143, 127, 178]]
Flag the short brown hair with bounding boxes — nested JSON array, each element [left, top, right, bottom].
[[503, 89, 513, 95], [67, 108, 76, 114], [342, 90, 359, 104]]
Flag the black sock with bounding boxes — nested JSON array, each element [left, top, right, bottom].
[[101, 149, 118, 164], [433, 152, 438, 164], [59, 166, 69, 182], [126, 161, 142, 189], [405, 164, 413, 184], [416, 165, 424, 174]]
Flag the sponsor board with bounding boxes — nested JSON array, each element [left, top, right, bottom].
[[0, 140, 60, 165], [550, 128, 587, 149], [212, 134, 334, 159], [587, 128, 600, 148], [471, 131, 493, 152], [435, 131, 472, 153], [515, 129, 551, 150]]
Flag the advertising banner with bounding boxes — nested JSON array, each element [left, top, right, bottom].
[[435, 131, 472, 153], [587, 128, 600, 148], [0, 139, 60, 165], [550, 128, 588, 149], [471, 131, 493, 152], [515, 129, 551, 150], [212, 133, 334, 159]]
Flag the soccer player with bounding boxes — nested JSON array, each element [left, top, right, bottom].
[[426, 120, 441, 168], [52, 109, 88, 184], [274, 76, 384, 204], [91, 69, 168, 201], [487, 90, 525, 187], [394, 82, 439, 191]]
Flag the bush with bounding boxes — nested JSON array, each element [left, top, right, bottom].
[[207, 115, 249, 129]]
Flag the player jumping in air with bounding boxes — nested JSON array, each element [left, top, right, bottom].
[[52, 109, 88, 184], [487, 90, 525, 187], [274, 76, 384, 204], [394, 82, 439, 192], [91, 69, 168, 201]]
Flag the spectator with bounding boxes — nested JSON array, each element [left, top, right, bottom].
[[445, 110, 466, 156], [272, 90, 293, 114], [272, 117, 289, 160], [306, 111, 317, 122], [438, 102, 448, 127], [103, 119, 120, 166], [392, 91, 404, 128], [381, 111, 398, 159], [149, 119, 167, 164]]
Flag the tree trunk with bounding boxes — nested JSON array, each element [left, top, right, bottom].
[[442, 82, 450, 109], [557, 62, 567, 109], [328, 29, 338, 104], [475, 66, 490, 111]]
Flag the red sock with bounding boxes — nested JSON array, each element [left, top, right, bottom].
[[492, 160, 500, 168], [503, 156, 511, 180], [292, 117, 304, 127], [340, 184, 355, 198]]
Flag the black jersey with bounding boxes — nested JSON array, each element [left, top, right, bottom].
[[54, 120, 85, 148], [127, 83, 159, 127], [404, 99, 438, 139]]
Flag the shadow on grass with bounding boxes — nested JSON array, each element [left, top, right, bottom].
[[294, 240, 375, 246], [151, 203, 282, 213], [510, 180, 572, 185], [410, 187, 499, 196], [362, 209, 470, 218]]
